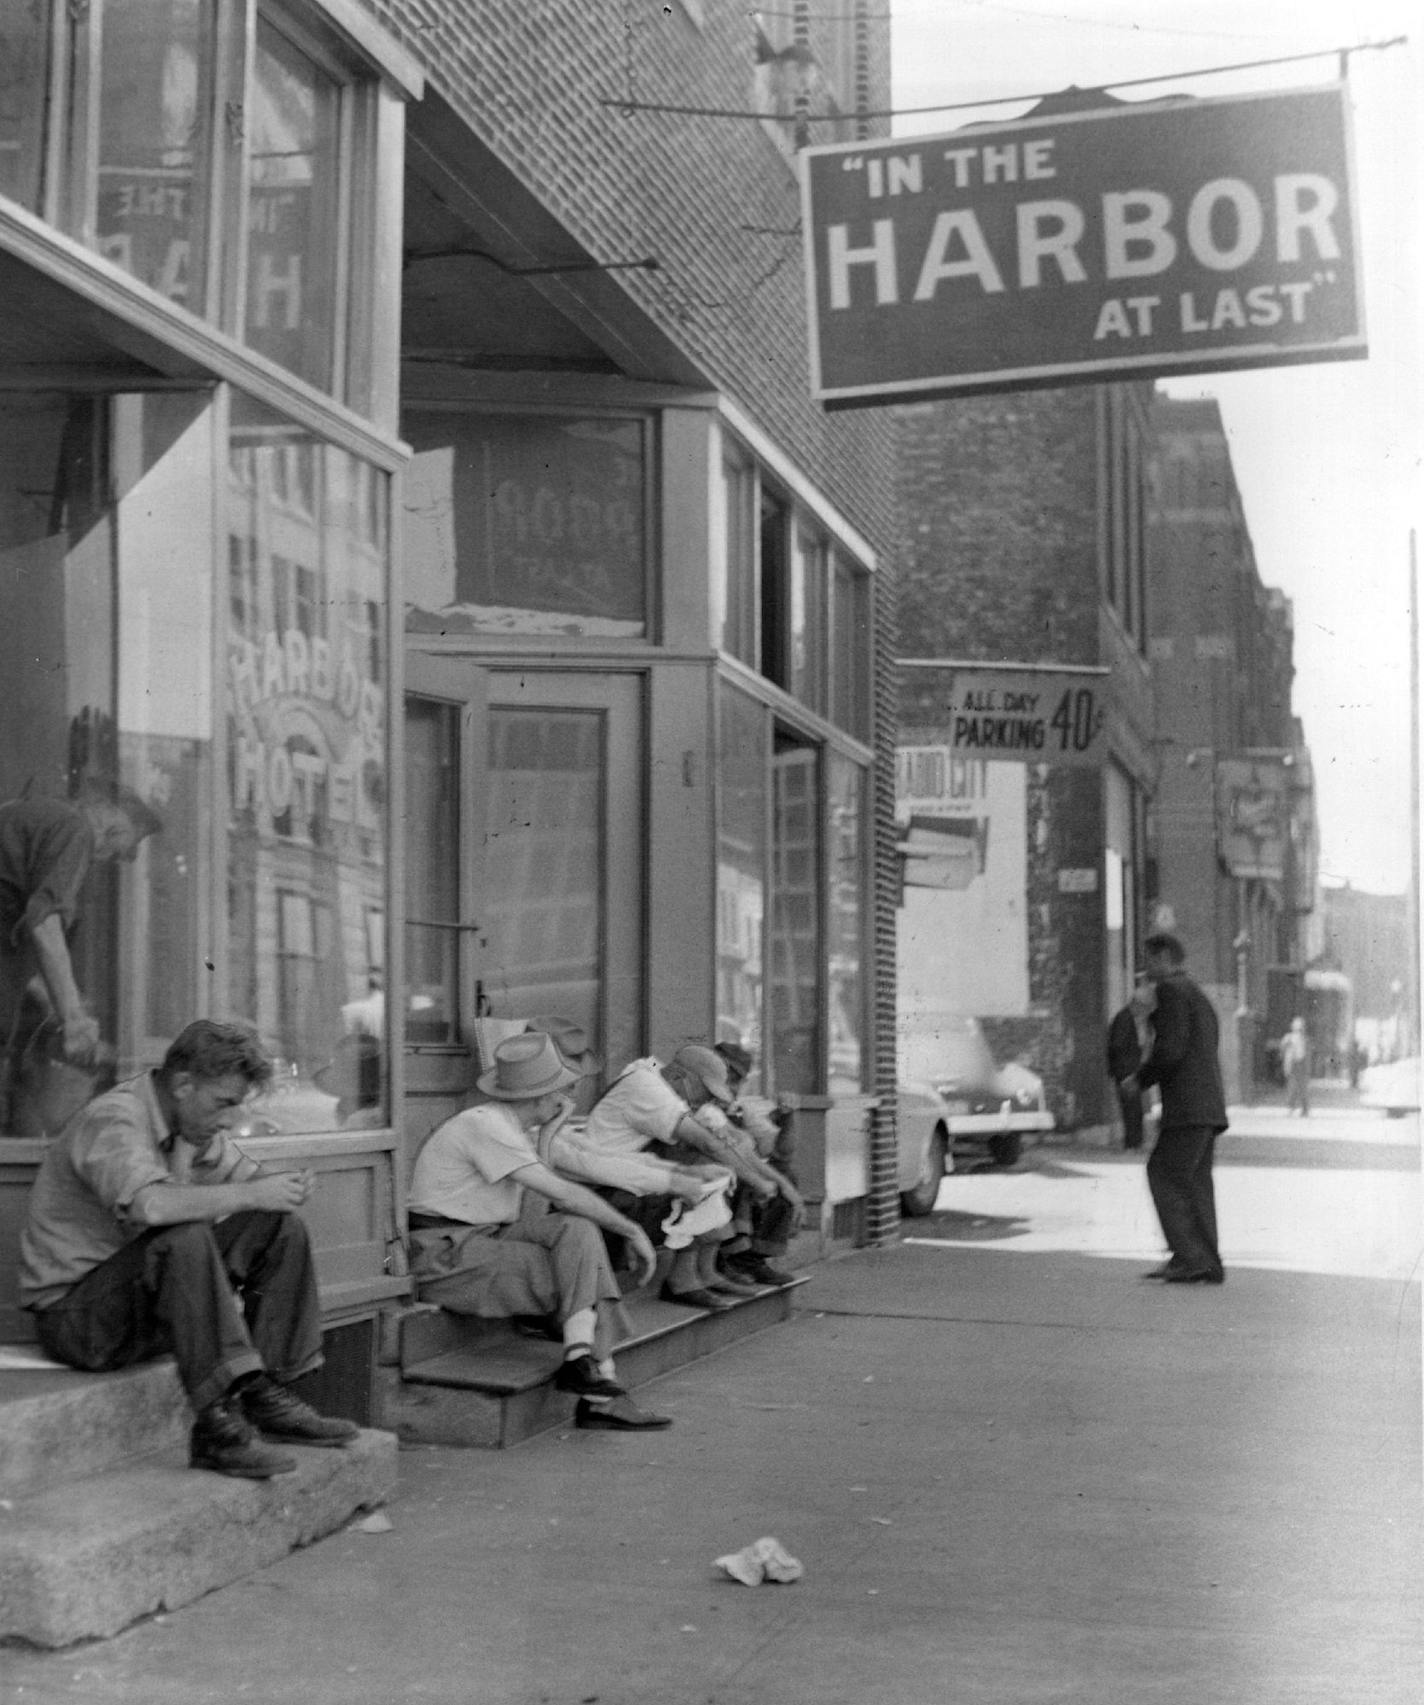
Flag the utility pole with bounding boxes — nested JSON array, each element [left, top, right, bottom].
[[1408, 531, 1420, 1057]]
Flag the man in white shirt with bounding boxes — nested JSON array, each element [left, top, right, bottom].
[[579, 1046, 761, 1309], [407, 1032, 671, 1431]]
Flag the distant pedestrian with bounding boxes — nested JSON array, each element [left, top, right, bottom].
[[1106, 975, 1155, 1151], [1137, 933, 1228, 1286], [1279, 1017, 1310, 1117]]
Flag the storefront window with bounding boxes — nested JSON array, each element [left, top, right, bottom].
[[830, 552, 870, 739], [770, 731, 821, 1095], [226, 393, 388, 1131], [404, 697, 461, 1046], [244, 16, 343, 391], [0, 5, 50, 210], [827, 753, 865, 1094], [404, 412, 650, 639], [0, 390, 214, 1137], [716, 686, 768, 1085], [96, 0, 213, 308]]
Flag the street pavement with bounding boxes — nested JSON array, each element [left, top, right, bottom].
[[4, 1096, 1420, 1704]]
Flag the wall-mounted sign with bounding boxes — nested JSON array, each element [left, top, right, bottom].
[[802, 84, 1364, 407], [900, 663, 1110, 767], [1216, 756, 1289, 881], [1058, 868, 1100, 894]]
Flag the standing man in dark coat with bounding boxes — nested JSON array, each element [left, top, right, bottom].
[[1136, 932, 1228, 1285], [1106, 975, 1154, 1151]]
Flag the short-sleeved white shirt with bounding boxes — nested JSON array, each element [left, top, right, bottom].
[[582, 1058, 687, 1156], [407, 1101, 538, 1227]]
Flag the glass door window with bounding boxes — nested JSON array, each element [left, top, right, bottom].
[[770, 731, 821, 1095], [474, 675, 644, 1096]]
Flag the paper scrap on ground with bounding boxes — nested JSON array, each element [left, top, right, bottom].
[[353, 1510, 393, 1534], [0, 1345, 71, 1371], [715, 1536, 804, 1586]]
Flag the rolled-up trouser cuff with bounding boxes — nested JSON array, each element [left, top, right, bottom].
[[192, 1350, 264, 1414]]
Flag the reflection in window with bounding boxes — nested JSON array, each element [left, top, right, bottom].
[[716, 686, 767, 1086], [404, 413, 648, 639], [244, 18, 342, 390], [770, 732, 820, 1095], [96, 0, 212, 307], [226, 393, 388, 1130], [718, 448, 757, 666], [830, 553, 870, 738], [790, 524, 826, 713], [827, 753, 865, 1094], [0, 5, 50, 210], [0, 391, 213, 1135], [404, 697, 460, 1045], [482, 710, 603, 1050]]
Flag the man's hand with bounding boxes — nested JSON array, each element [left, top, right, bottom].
[[623, 1226, 658, 1287], [59, 1012, 102, 1066], [246, 1169, 314, 1212], [671, 1166, 731, 1203]]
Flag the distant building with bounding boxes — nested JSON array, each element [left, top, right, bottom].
[[1321, 884, 1413, 1056], [895, 385, 1157, 1136], [1148, 396, 1319, 1096]]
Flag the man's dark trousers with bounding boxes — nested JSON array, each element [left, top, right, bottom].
[[34, 1210, 323, 1413], [1115, 1081, 1144, 1150], [1145, 1125, 1221, 1277]]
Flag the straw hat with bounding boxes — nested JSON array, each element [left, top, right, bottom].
[[477, 1032, 580, 1101], [671, 1044, 734, 1106]]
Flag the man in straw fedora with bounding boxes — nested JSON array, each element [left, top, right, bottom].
[[407, 1031, 672, 1430]]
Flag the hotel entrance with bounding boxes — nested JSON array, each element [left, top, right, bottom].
[[402, 661, 645, 1140]]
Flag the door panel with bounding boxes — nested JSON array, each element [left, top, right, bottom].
[[402, 660, 643, 1127], [476, 673, 643, 1098]]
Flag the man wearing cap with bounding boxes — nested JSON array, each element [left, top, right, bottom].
[[407, 1032, 672, 1431], [579, 1046, 769, 1310], [704, 1041, 804, 1289]]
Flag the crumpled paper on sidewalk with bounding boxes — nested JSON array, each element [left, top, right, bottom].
[[714, 1536, 804, 1586]]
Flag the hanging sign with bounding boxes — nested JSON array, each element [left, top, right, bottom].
[[1215, 756, 1289, 881], [801, 84, 1365, 407], [900, 664, 1110, 767]]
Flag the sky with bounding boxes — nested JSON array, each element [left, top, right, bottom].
[[890, 0, 1421, 895]]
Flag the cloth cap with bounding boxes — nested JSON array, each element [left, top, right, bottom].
[[671, 1044, 734, 1106], [714, 1041, 754, 1083], [477, 1032, 580, 1101], [529, 1015, 599, 1074]]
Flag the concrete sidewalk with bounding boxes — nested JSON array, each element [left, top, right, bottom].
[[4, 1233, 1420, 1704]]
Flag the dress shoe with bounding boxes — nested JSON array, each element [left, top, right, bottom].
[[239, 1376, 360, 1446], [659, 1283, 734, 1311], [191, 1401, 298, 1479], [553, 1353, 625, 1398], [706, 1270, 763, 1297], [727, 1255, 793, 1288], [1141, 1261, 1182, 1280], [1162, 1268, 1225, 1285], [575, 1395, 673, 1431]]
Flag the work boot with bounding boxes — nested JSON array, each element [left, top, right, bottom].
[[190, 1401, 298, 1479], [238, 1374, 360, 1446]]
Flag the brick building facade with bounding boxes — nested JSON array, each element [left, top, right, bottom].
[[1148, 395, 1319, 1097], [895, 385, 1157, 1136]]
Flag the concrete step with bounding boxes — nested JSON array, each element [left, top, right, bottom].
[[381, 1278, 808, 1449], [0, 1359, 189, 1498], [0, 1428, 397, 1648]]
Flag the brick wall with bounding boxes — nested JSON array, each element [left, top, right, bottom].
[[894, 390, 1117, 1128], [368, 1, 905, 1224]]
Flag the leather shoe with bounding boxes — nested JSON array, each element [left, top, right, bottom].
[[1141, 1261, 1182, 1280], [659, 1284, 734, 1311], [707, 1271, 762, 1297], [727, 1256, 793, 1288], [553, 1353, 625, 1398], [239, 1376, 359, 1446], [1162, 1268, 1225, 1285], [575, 1395, 672, 1431]]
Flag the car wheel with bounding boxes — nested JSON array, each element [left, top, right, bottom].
[[901, 1129, 947, 1217], [987, 1131, 1022, 1168]]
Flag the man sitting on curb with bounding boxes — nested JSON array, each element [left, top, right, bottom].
[[705, 1041, 804, 1289], [579, 1045, 770, 1310], [19, 1019, 360, 1480], [407, 1032, 672, 1432]]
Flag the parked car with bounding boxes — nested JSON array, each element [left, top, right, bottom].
[[1358, 1057, 1421, 1118], [895, 1017, 1055, 1215]]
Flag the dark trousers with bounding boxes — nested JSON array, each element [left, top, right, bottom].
[[1115, 1081, 1144, 1150], [1146, 1125, 1222, 1277], [34, 1210, 324, 1414]]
